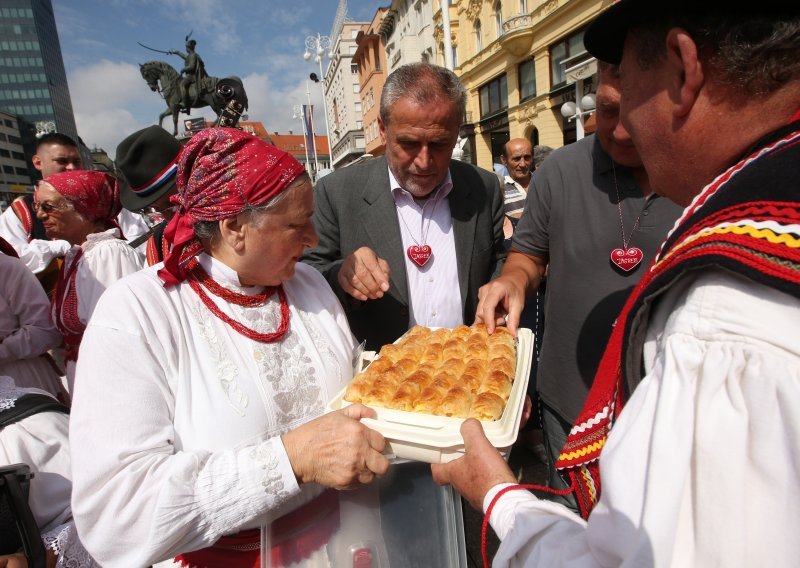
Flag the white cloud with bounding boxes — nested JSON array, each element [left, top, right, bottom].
[[67, 59, 170, 158], [242, 72, 328, 136]]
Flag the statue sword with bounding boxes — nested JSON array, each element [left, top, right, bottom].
[[137, 41, 173, 55]]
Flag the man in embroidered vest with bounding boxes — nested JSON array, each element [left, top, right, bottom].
[[470, 58, 683, 513], [432, 2, 800, 566]]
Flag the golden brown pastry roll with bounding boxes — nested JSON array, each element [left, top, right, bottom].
[[488, 343, 516, 361], [458, 371, 483, 394], [365, 357, 394, 375], [488, 356, 515, 378], [429, 328, 451, 342], [390, 382, 419, 411], [379, 369, 406, 387], [487, 326, 515, 347], [378, 343, 405, 362], [421, 345, 444, 365], [465, 359, 488, 376], [464, 342, 488, 362], [469, 323, 489, 339], [432, 370, 457, 387], [405, 325, 432, 340], [469, 392, 505, 421], [343, 377, 371, 403], [436, 386, 472, 418], [480, 371, 513, 401], [392, 357, 419, 377], [413, 387, 444, 414], [441, 357, 466, 375], [450, 325, 472, 339], [361, 379, 398, 406], [422, 377, 451, 399]]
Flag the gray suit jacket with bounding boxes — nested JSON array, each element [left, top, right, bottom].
[[302, 156, 506, 350]]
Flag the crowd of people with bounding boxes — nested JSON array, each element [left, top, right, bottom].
[[0, 1, 797, 566]]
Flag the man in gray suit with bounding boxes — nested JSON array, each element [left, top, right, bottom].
[[302, 62, 506, 351]]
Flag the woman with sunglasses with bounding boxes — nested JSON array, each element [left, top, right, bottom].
[[35, 171, 143, 393]]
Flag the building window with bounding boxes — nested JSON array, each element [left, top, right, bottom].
[[14, 166, 26, 175], [0, 149, 9, 158], [494, 2, 503, 39], [519, 0, 527, 12], [452, 45, 458, 67], [474, 20, 482, 53], [351, 63, 358, 74], [352, 83, 359, 93], [518, 58, 536, 101], [550, 29, 585, 88], [479, 74, 508, 118], [354, 101, 361, 113]]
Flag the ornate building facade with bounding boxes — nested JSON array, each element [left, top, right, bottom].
[[434, 0, 611, 169]]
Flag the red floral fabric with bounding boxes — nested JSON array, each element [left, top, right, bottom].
[[43, 170, 121, 222], [158, 127, 305, 287]]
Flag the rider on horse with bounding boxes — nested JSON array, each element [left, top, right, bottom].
[[169, 39, 207, 113]]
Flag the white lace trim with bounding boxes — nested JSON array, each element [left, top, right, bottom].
[[0, 375, 34, 410], [42, 522, 99, 568]]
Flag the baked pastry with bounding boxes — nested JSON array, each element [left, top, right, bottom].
[[344, 325, 518, 421]]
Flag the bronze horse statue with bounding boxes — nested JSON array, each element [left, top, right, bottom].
[[140, 60, 246, 135]]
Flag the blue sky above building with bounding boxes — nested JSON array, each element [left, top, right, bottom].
[[55, 0, 382, 156]]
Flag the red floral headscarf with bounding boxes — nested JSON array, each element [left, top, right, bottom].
[[158, 127, 306, 287], [42, 171, 121, 223]]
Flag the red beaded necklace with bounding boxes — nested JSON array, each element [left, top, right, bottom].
[[187, 262, 290, 343]]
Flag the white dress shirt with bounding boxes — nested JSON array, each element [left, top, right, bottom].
[[389, 168, 462, 328], [484, 270, 800, 567], [0, 206, 70, 273]]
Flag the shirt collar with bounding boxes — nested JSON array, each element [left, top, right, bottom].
[[388, 167, 454, 202]]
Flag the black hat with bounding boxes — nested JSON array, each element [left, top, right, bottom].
[[116, 126, 182, 211], [584, 0, 796, 65]]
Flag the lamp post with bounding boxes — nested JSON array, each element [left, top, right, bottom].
[[303, 33, 334, 171], [560, 91, 596, 140], [291, 104, 311, 174]]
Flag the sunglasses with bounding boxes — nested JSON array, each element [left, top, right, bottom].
[[32, 200, 73, 214]]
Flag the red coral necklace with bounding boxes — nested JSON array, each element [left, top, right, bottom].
[[187, 262, 290, 343]]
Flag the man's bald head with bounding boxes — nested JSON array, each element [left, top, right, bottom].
[[500, 138, 534, 189]]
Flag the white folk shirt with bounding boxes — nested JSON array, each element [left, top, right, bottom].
[[69, 256, 358, 567], [483, 270, 800, 567], [389, 168, 462, 328], [0, 377, 98, 567], [0, 206, 70, 273], [0, 254, 64, 398], [57, 228, 143, 392]]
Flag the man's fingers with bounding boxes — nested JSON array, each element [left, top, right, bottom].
[[366, 448, 390, 476], [460, 418, 492, 453], [431, 461, 453, 486]]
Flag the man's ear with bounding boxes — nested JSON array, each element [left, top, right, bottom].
[[31, 154, 42, 172], [378, 115, 387, 145], [218, 215, 247, 253], [666, 28, 704, 118]]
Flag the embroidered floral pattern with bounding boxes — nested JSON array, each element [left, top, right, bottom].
[[249, 441, 291, 503], [42, 522, 99, 568]]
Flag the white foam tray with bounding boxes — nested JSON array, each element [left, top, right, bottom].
[[326, 327, 533, 464]]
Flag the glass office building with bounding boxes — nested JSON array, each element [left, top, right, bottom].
[[0, 0, 82, 178]]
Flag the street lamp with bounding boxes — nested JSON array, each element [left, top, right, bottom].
[[291, 104, 312, 174], [560, 92, 596, 139], [303, 33, 334, 170]]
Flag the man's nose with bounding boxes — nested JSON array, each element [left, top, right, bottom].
[[613, 119, 634, 144], [415, 146, 433, 169]]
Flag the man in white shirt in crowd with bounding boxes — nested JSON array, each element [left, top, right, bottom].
[[499, 138, 533, 242], [0, 133, 81, 275], [433, 1, 800, 566]]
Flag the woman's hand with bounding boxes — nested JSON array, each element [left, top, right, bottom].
[[282, 403, 390, 490]]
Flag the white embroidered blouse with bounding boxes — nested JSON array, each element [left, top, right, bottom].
[[69, 255, 358, 567]]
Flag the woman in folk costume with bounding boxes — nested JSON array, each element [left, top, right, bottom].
[[35, 171, 143, 393], [0, 239, 67, 402], [0, 375, 98, 567], [68, 128, 389, 568]]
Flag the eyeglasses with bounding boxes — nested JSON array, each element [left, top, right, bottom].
[[32, 200, 73, 214]]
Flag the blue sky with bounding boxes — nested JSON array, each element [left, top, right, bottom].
[[55, 0, 383, 157]]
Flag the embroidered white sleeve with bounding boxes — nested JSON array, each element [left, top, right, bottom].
[[42, 522, 100, 568]]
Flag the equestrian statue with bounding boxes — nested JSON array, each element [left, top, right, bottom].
[[139, 35, 248, 136]]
